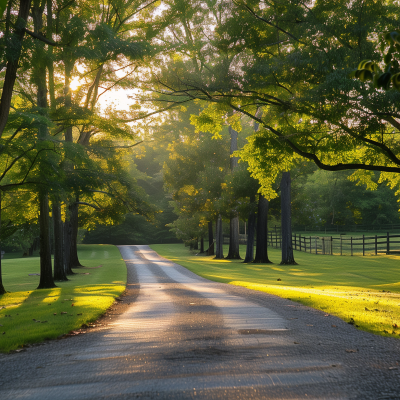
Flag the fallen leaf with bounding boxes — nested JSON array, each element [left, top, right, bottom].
[[345, 349, 358, 353], [331, 325, 337, 328]]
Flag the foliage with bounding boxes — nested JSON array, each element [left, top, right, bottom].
[[291, 169, 400, 228], [148, 0, 400, 202]]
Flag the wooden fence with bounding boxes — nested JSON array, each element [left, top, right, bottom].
[[268, 231, 400, 256]]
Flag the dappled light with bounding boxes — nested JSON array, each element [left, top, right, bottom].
[[152, 244, 400, 338]]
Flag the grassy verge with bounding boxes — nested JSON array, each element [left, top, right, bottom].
[[150, 243, 400, 339], [0, 244, 126, 353]]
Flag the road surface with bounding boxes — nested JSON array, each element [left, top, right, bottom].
[[0, 245, 399, 399]]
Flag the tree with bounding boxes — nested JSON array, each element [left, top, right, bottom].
[[253, 194, 271, 264], [0, 0, 32, 136], [0, 0, 160, 290], [280, 171, 295, 264], [150, 1, 400, 205]]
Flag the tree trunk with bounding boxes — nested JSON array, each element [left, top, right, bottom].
[[226, 215, 241, 259], [254, 194, 272, 263], [63, 208, 74, 275], [69, 199, 83, 268], [52, 201, 67, 281], [207, 221, 214, 256], [199, 237, 204, 253], [280, 171, 296, 265], [0, 191, 6, 294], [226, 124, 241, 259], [0, 0, 32, 137], [33, 3, 56, 289], [214, 215, 224, 259], [243, 194, 256, 263], [37, 191, 56, 289]]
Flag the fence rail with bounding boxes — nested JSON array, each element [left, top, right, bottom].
[[269, 231, 400, 256], [293, 223, 400, 233]]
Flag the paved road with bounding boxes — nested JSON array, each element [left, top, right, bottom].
[[0, 245, 400, 399]]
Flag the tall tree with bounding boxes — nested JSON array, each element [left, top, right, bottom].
[[280, 171, 295, 264], [0, 0, 32, 136], [226, 124, 241, 259]]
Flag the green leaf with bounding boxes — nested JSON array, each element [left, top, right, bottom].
[[355, 69, 373, 82], [357, 60, 373, 70], [392, 73, 400, 90], [377, 72, 392, 89], [384, 52, 392, 65]]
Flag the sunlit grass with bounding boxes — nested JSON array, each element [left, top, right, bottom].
[[0, 244, 126, 353], [151, 243, 400, 339]]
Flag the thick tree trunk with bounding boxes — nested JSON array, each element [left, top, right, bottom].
[[243, 194, 256, 263], [207, 221, 214, 256], [37, 191, 56, 289], [52, 201, 67, 281], [214, 215, 224, 259], [254, 194, 272, 263], [226, 215, 241, 259], [69, 200, 83, 268], [33, 3, 56, 289], [0, 192, 6, 294], [280, 171, 296, 265], [199, 237, 204, 253], [0, 0, 32, 137]]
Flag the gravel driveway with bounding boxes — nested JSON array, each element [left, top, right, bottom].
[[0, 245, 399, 399]]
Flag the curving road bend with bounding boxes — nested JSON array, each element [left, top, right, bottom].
[[0, 245, 399, 399]]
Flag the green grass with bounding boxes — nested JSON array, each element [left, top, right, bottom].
[[0, 244, 126, 353], [150, 243, 400, 339]]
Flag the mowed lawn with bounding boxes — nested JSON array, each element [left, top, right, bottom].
[[151, 244, 400, 339], [0, 244, 126, 353]]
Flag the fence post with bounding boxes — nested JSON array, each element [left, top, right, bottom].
[[310, 236, 312, 253], [322, 237, 325, 255], [351, 237, 353, 256], [340, 235, 342, 256], [315, 237, 317, 254], [331, 236, 333, 255], [375, 234, 377, 255], [387, 232, 390, 254], [363, 235, 365, 256], [299, 234, 302, 252]]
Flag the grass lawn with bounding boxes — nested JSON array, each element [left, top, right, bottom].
[[151, 243, 400, 339], [0, 244, 126, 353]]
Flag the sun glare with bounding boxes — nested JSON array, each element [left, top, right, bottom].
[[70, 77, 81, 91]]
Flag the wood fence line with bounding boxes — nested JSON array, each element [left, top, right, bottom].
[[268, 231, 400, 256]]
